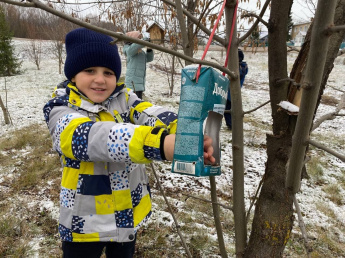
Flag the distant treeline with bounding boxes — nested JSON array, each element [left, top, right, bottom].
[[1, 3, 117, 41]]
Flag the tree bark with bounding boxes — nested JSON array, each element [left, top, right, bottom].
[[286, 0, 337, 193], [244, 0, 295, 256], [0, 95, 10, 124]]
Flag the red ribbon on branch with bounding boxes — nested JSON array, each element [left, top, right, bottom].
[[195, 0, 238, 82]]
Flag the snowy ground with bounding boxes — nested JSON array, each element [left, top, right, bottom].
[[0, 38, 344, 256]]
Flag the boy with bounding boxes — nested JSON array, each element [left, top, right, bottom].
[[43, 28, 215, 258]]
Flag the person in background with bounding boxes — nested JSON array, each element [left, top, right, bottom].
[[43, 28, 215, 258], [224, 48, 248, 130], [123, 31, 153, 99]]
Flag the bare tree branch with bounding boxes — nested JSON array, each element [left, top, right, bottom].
[[243, 100, 270, 115], [161, 0, 226, 46], [326, 24, 345, 33], [312, 93, 345, 131], [287, 45, 300, 52], [150, 163, 192, 258], [277, 77, 301, 87], [293, 195, 312, 256], [241, 12, 269, 27], [0, 0, 237, 78], [209, 176, 227, 258], [239, 0, 271, 43], [246, 178, 263, 224], [308, 139, 345, 162]]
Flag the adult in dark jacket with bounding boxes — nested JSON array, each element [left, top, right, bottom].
[[224, 48, 248, 130], [123, 31, 154, 99]]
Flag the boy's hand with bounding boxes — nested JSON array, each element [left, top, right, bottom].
[[203, 135, 216, 165], [163, 134, 216, 165]]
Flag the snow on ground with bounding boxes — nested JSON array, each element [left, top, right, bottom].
[[0, 38, 344, 255]]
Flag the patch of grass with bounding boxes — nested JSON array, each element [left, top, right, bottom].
[[0, 124, 61, 192], [0, 206, 31, 256], [308, 226, 345, 256], [306, 157, 325, 185], [315, 202, 337, 220], [323, 184, 343, 205], [321, 95, 339, 106]]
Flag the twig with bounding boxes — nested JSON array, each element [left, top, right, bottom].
[[277, 77, 301, 87], [287, 46, 300, 53], [308, 139, 345, 162], [245, 177, 263, 224], [328, 84, 345, 93], [293, 195, 312, 257], [2, 0, 236, 79], [312, 93, 345, 131], [150, 163, 192, 258], [241, 12, 269, 27], [325, 24, 345, 33], [243, 100, 270, 115], [182, 193, 233, 210], [239, 0, 271, 43], [209, 176, 228, 258]]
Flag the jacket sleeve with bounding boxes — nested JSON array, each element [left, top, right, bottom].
[[43, 98, 169, 164], [124, 43, 145, 58], [146, 49, 154, 63], [124, 88, 178, 134]]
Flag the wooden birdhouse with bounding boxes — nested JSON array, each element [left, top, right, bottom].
[[146, 22, 165, 44]]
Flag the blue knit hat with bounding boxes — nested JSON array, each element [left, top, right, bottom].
[[64, 28, 121, 81]]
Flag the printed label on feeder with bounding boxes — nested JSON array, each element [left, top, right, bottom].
[[213, 104, 226, 115], [174, 161, 196, 175]]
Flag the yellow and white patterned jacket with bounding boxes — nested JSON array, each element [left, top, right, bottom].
[[43, 81, 177, 243]]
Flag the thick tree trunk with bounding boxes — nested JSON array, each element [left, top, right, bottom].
[[245, 134, 294, 257], [244, 0, 294, 256], [246, 0, 344, 256]]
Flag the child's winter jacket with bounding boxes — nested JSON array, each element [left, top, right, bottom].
[[43, 81, 177, 243]]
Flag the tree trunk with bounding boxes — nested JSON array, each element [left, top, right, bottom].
[[245, 134, 294, 257], [315, 0, 345, 114], [244, 0, 294, 256], [0, 95, 10, 124]]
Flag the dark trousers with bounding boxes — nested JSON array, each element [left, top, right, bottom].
[[224, 99, 232, 128], [62, 238, 136, 258], [135, 91, 143, 99]]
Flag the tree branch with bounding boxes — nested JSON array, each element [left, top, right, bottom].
[[308, 139, 345, 162], [326, 24, 345, 33], [277, 77, 301, 87], [239, 0, 271, 43], [0, 0, 236, 79], [241, 12, 269, 28], [243, 100, 270, 115], [312, 93, 345, 131], [150, 163, 192, 258], [293, 195, 313, 255], [161, 0, 226, 46]]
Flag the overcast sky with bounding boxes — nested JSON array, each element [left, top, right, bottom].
[[238, 0, 315, 25], [62, 0, 316, 34]]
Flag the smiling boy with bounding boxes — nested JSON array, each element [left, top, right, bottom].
[[43, 28, 214, 258]]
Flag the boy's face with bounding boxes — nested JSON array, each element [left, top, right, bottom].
[[72, 67, 117, 103]]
